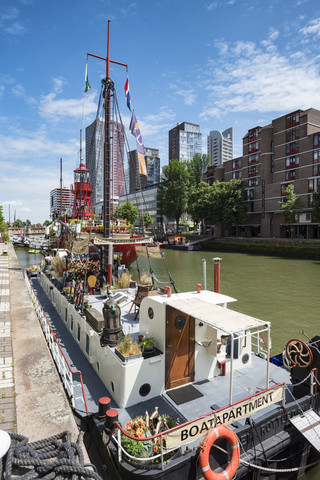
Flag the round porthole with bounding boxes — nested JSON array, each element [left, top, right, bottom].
[[242, 353, 249, 364], [139, 383, 151, 397], [175, 315, 186, 330], [148, 307, 154, 319]]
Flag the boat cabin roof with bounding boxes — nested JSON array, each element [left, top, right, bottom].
[[151, 290, 269, 335]]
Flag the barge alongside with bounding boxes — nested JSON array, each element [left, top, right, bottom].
[[25, 265, 320, 480]]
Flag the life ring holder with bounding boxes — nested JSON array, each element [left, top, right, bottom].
[[199, 425, 240, 480]]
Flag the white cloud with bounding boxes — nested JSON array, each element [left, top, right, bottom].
[[300, 18, 320, 38], [39, 90, 98, 121], [175, 89, 197, 106], [200, 30, 320, 119]]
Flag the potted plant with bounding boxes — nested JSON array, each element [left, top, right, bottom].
[[115, 335, 142, 362], [140, 336, 155, 354]]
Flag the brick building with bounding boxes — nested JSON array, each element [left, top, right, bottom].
[[207, 108, 320, 239]]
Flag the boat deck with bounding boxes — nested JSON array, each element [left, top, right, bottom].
[[31, 277, 292, 429]]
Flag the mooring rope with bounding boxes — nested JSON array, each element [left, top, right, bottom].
[[2, 431, 103, 480]]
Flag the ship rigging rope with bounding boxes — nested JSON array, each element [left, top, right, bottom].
[[212, 438, 320, 474], [2, 431, 103, 480]]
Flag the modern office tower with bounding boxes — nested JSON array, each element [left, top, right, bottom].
[[85, 118, 125, 206], [207, 128, 233, 166], [169, 122, 202, 161], [50, 188, 74, 216], [129, 147, 160, 193]]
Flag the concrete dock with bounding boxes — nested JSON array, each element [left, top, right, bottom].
[[0, 242, 80, 443]]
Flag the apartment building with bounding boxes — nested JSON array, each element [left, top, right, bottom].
[[214, 108, 320, 238], [169, 122, 202, 162]]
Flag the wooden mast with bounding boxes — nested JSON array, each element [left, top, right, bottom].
[[87, 20, 128, 239]]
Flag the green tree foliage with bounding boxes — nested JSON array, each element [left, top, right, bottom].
[[13, 219, 24, 228], [312, 188, 320, 221], [43, 220, 51, 226], [117, 201, 139, 226], [208, 180, 248, 236], [0, 207, 9, 242], [188, 182, 213, 226], [158, 159, 189, 230], [187, 154, 209, 187], [279, 184, 303, 237], [142, 212, 153, 227]]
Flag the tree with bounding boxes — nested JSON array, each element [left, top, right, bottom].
[[117, 201, 139, 226], [0, 206, 9, 242], [187, 154, 209, 187], [188, 182, 213, 228], [158, 159, 189, 231], [43, 220, 51, 226], [312, 187, 320, 221], [207, 180, 248, 236], [13, 219, 24, 228], [279, 184, 303, 238], [142, 212, 153, 228]]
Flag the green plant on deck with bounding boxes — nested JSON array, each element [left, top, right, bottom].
[[139, 272, 152, 285], [51, 256, 66, 277], [116, 335, 141, 357], [140, 336, 155, 349]]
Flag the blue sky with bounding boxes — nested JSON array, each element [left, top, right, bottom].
[[1, 0, 320, 223]]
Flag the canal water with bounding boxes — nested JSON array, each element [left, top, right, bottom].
[[16, 246, 320, 479]]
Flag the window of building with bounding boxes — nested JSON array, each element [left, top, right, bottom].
[[314, 133, 320, 148], [314, 149, 320, 162], [313, 164, 320, 176], [248, 142, 259, 153], [248, 166, 258, 177], [232, 170, 242, 179], [248, 128, 260, 142], [247, 188, 254, 200], [248, 178, 258, 187], [248, 154, 258, 164], [232, 158, 241, 169], [286, 112, 300, 128], [286, 156, 299, 169], [285, 142, 299, 156], [286, 128, 299, 142], [285, 170, 297, 181]]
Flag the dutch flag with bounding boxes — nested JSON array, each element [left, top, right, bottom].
[[124, 76, 131, 111]]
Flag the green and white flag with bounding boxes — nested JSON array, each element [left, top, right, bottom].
[[84, 62, 91, 92]]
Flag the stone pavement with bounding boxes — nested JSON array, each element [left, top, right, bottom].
[[0, 242, 81, 444]]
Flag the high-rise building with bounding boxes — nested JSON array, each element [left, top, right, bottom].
[[207, 128, 233, 166], [50, 188, 74, 216], [129, 147, 160, 193], [85, 118, 125, 208], [169, 122, 202, 161]]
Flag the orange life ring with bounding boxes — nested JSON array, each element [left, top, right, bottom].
[[199, 425, 240, 480]]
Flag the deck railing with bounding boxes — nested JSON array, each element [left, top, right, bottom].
[[24, 269, 89, 415]]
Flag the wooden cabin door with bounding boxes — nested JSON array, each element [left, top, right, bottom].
[[165, 306, 195, 390]]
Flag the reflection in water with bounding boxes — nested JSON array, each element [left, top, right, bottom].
[[15, 246, 320, 479]]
